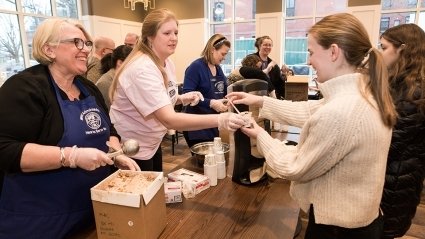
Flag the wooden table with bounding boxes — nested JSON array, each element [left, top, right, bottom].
[[76, 156, 300, 239]]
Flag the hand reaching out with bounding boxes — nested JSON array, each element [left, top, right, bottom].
[[179, 91, 204, 106], [241, 118, 265, 140], [210, 99, 229, 112], [218, 112, 246, 131], [226, 92, 264, 108]]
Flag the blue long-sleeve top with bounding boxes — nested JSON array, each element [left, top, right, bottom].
[[182, 58, 227, 141]]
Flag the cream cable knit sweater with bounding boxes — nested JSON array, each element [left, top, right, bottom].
[[257, 73, 392, 228]]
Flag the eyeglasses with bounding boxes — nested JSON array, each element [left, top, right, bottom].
[[59, 38, 93, 51]]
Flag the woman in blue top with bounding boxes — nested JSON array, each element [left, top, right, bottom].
[[182, 34, 231, 148]]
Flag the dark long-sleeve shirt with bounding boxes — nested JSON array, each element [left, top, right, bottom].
[[0, 64, 119, 174]]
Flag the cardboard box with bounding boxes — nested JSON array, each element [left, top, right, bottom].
[[91, 170, 166, 239], [167, 168, 210, 195], [285, 75, 309, 101], [164, 181, 183, 203]]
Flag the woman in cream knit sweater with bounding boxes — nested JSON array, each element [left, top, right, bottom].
[[228, 13, 397, 239]]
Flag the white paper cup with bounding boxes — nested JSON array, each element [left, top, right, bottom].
[[240, 111, 252, 128]]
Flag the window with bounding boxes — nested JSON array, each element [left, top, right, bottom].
[[208, 0, 256, 75], [286, 0, 295, 17], [0, 0, 79, 85], [380, 0, 425, 35], [282, 0, 347, 75], [394, 19, 401, 26], [380, 17, 390, 34]]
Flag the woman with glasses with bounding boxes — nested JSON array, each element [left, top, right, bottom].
[[0, 19, 139, 239], [182, 33, 231, 149], [109, 9, 245, 171], [379, 23, 425, 239], [249, 36, 286, 99]]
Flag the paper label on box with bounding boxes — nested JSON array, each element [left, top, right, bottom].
[[167, 168, 210, 195], [164, 181, 182, 203]]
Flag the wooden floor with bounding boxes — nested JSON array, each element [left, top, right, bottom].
[[161, 134, 425, 239]]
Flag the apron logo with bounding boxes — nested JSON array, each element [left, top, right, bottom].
[[85, 112, 102, 130], [215, 81, 225, 93], [80, 108, 102, 130]]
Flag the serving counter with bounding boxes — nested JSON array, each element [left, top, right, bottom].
[[74, 156, 300, 239]]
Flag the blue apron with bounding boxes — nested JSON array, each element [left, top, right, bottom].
[[186, 73, 226, 141], [0, 77, 111, 239]]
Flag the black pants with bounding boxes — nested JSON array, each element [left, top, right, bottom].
[[134, 145, 162, 172], [305, 205, 383, 239]]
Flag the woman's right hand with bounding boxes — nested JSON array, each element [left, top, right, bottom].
[[210, 99, 228, 112], [67, 146, 113, 171], [226, 92, 264, 108]]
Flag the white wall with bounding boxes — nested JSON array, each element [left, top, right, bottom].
[[255, 12, 284, 65], [81, 15, 206, 83], [348, 5, 382, 47], [81, 15, 143, 46], [171, 18, 208, 83]]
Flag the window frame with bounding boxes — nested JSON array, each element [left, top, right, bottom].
[[0, 0, 82, 81], [207, 0, 256, 75]]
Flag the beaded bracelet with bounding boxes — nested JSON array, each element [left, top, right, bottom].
[[60, 147, 66, 167]]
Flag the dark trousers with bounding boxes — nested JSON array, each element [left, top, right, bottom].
[[134, 145, 163, 172], [305, 205, 383, 239]]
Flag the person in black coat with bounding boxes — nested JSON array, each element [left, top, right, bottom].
[[379, 23, 425, 239], [227, 54, 275, 96]]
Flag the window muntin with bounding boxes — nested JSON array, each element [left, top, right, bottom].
[[209, 0, 256, 75]]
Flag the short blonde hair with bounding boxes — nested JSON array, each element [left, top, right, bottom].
[[32, 18, 92, 65]]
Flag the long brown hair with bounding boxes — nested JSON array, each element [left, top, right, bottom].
[[309, 13, 397, 127], [109, 8, 178, 102], [381, 23, 425, 115]]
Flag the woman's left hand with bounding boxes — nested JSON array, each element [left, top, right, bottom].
[[113, 155, 141, 171], [240, 118, 265, 139], [179, 91, 204, 106]]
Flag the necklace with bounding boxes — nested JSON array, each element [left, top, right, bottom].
[[208, 63, 217, 76], [57, 83, 79, 101]]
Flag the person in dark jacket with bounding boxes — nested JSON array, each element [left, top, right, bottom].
[[379, 23, 425, 239], [0, 19, 139, 239], [96, 44, 132, 109], [227, 54, 275, 96], [249, 36, 286, 99]]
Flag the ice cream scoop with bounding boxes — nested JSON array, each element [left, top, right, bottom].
[[107, 139, 140, 158]]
